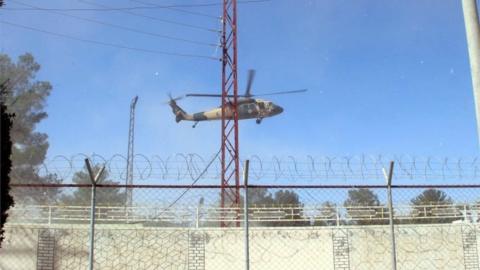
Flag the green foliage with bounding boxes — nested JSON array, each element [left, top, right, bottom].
[[247, 188, 274, 205], [61, 165, 126, 207], [409, 189, 457, 224], [344, 188, 389, 225], [247, 188, 309, 227], [344, 188, 381, 206], [205, 188, 309, 227], [0, 53, 59, 203], [313, 201, 339, 226]]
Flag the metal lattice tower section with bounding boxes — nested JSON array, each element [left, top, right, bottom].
[[220, 0, 240, 227], [126, 96, 138, 207]]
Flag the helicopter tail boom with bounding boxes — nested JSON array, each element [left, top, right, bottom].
[[169, 99, 191, 122]]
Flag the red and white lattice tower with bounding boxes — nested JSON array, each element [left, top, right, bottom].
[[220, 0, 240, 226]]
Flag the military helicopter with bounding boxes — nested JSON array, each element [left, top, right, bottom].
[[168, 70, 307, 128]]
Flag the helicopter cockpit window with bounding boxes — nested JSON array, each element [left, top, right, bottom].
[[258, 102, 265, 110]]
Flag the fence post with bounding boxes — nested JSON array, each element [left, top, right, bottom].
[[383, 161, 397, 270], [48, 206, 52, 226], [85, 159, 106, 270], [243, 159, 250, 270], [336, 206, 340, 227], [196, 197, 203, 229]]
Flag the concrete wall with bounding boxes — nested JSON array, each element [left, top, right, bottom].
[[0, 227, 37, 270], [0, 223, 478, 270]]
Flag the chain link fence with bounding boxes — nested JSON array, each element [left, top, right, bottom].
[[2, 157, 480, 269]]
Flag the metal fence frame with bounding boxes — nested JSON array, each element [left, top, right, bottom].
[[6, 160, 480, 269]]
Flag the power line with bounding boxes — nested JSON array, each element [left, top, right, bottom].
[[11, 0, 218, 47], [0, 20, 220, 60], [78, 0, 220, 33], [2, 0, 270, 11], [130, 0, 220, 20], [132, 149, 222, 224], [165, 149, 221, 210]]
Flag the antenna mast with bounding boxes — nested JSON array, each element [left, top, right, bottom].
[[126, 96, 139, 208], [220, 0, 240, 226]]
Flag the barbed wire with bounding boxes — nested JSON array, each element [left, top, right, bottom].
[[15, 154, 480, 184]]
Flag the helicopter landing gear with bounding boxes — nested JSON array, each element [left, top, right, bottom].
[[256, 118, 262, 124], [192, 121, 199, 128]]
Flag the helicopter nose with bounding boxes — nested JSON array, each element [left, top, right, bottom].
[[274, 105, 283, 114]]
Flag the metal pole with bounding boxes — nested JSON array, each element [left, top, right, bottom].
[[85, 159, 105, 270], [88, 177, 97, 270], [126, 96, 138, 209], [383, 161, 397, 270], [48, 206, 52, 226], [336, 206, 340, 227], [243, 160, 250, 270], [196, 206, 200, 229], [462, 0, 480, 146]]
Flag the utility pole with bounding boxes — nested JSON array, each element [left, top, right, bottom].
[[220, 0, 240, 227], [126, 96, 138, 209], [462, 0, 480, 146]]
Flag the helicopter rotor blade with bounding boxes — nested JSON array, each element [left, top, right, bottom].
[[185, 89, 307, 98], [185, 89, 308, 98], [245, 69, 255, 97], [186, 93, 223, 98], [252, 89, 308, 97], [186, 93, 253, 98]]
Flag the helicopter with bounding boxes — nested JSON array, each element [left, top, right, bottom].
[[168, 70, 307, 128]]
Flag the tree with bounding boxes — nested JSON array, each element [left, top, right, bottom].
[[0, 53, 59, 203], [410, 189, 456, 224], [247, 188, 309, 227], [1, 80, 14, 247], [205, 188, 309, 227], [313, 201, 339, 226], [61, 165, 126, 207], [248, 188, 274, 206], [344, 188, 388, 225]]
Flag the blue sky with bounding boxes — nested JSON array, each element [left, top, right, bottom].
[[1, 0, 479, 160]]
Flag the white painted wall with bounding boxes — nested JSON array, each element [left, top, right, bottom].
[[0, 223, 474, 270]]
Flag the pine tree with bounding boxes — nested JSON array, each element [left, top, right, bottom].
[[410, 189, 456, 224], [344, 188, 389, 225], [0, 53, 59, 203], [247, 188, 308, 227], [61, 165, 126, 207], [313, 201, 338, 226]]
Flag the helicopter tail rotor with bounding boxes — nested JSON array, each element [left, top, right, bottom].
[[167, 97, 187, 123], [163, 93, 188, 122], [168, 93, 184, 102]]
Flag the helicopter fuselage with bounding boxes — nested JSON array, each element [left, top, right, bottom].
[[171, 98, 283, 124], [169, 69, 305, 126]]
